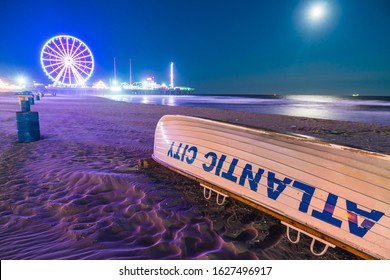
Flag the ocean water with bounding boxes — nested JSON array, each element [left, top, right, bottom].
[[102, 94, 390, 125]]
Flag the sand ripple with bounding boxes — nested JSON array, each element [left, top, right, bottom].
[[0, 140, 245, 259]]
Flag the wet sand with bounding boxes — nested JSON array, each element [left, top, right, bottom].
[[1, 92, 389, 259]]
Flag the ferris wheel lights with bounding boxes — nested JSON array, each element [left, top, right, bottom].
[[41, 35, 94, 86]]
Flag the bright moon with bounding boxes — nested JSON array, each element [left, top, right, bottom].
[[308, 3, 326, 22]]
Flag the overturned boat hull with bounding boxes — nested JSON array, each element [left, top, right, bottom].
[[152, 115, 390, 259]]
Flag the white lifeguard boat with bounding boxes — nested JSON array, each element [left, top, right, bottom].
[[152, 115, 390, 259]]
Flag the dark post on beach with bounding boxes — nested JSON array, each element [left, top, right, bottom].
[[20, 100, 31, 112], [16, 111, 41, 143]]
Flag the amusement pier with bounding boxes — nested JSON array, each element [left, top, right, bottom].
[[0, 35, 195, 95]]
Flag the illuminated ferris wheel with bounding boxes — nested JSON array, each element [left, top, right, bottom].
[[40, 35, 94, 86]]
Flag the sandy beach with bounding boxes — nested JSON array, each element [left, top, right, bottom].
[[1, 92, 389, 260]]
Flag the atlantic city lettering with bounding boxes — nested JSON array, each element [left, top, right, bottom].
[[166, 141, 384, 238]]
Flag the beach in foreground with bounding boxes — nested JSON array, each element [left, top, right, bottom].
[[1, 92, 389, 260]]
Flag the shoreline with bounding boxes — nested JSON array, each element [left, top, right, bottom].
[[1, 93, 389, 259]]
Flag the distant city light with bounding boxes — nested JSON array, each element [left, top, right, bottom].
[[92, 80, 109, 89], [17, 76, 26, 85], [110, 85, 122, 92], [0, 78, 24, 90], [3, 58, 192, 93], [142, 78, 157, 89]]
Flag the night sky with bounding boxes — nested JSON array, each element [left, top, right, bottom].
[[1, 0, 389, 95]]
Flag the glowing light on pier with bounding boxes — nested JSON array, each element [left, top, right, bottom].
[[170, 62, 174, 89], [110, 79, 121, 91], [92, 80, 109, 89]]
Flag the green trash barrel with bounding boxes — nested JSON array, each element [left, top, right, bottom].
[[16, 111, 40, 142], [20, 100, 30, 112], [28, 96, 35, 105]]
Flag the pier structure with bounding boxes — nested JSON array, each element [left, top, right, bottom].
[[121, 88, 194, 95], [30, 85, 194, 96]]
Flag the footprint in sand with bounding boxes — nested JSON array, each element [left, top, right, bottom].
[[255, 224, 285, 250], [225, 224, 285, 250]]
